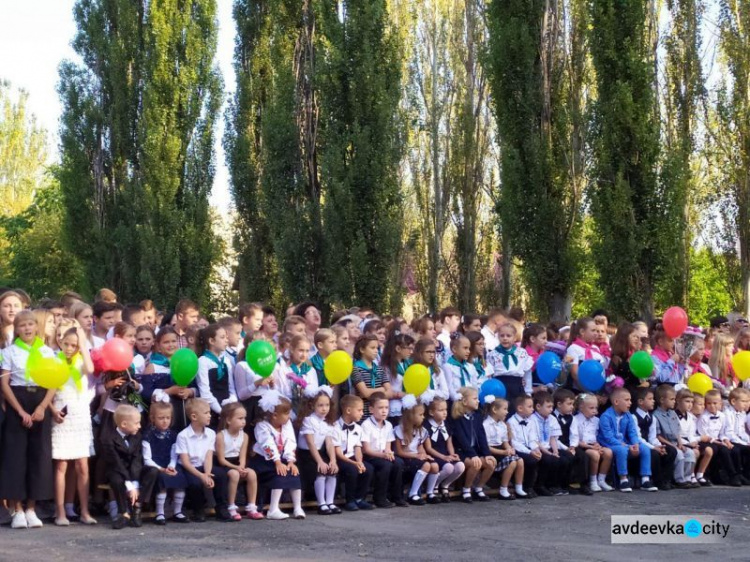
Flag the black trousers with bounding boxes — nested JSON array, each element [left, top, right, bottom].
[[537, 452, 572, 489], [109, 466, 158, 515], [183, 465, 229, 510], [556, 449, 576, 488], [652, 445, 677, 486], [700, 442, 737, 481], [338, 460, 374, 503], [516, 452, 539, 490], [730, 443, 750, 477], [566, 447, 589, 484], [0, 387, 53, 501], [365, 456, 404, 503]]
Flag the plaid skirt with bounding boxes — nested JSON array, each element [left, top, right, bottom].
[[495, 453, 519, 472]]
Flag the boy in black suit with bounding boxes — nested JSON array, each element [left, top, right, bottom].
[[104, 405, 158, 529]]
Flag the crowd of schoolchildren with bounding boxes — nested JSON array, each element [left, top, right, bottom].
[[1, 286, 750, 531]]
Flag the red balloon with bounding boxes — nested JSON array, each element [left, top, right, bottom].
[[101, 338, 134, 371], [663, 306, 688, 338]]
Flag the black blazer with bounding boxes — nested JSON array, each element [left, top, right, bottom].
[[103, 431, 144, 482], [449, 412, 490, 458]]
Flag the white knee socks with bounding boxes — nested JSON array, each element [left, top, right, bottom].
[[409, 470, 428, 497]]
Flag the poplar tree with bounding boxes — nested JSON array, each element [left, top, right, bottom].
[[58, 0, 220, 307]]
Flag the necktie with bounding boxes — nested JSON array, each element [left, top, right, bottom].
[[645, 414, 651, 424]]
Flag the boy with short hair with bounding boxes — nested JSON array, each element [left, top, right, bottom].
[[175, 399, 233, 521], [219, 316, 243, 367], [653, 385, 698, 488], [104, 405, 158, 529], [726, 387, 750, 483], [437, 307, 461, 357], [92, 301, 118, 347], [597, 388, 657, 493], [282, 315, 307, 338], [679, 390, 714, 486], [531, 392, 572, 495], [335, 395, 374, 511], [507, 395, 542, 497], [174, 299, 201, 349], [696, 389, 742, 486], [633, 387, 676, 490], [311, 329, 337, 386], [481, 308, 507, 351], [361, 392, 405, 508], [552, 389, 590, 494]]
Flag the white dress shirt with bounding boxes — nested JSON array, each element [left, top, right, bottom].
[[697, 410, 733, 442], [394, 425, 428, 454], [196, 354, 237, 414], [335, 417, 364, 459], [483, 417, 509, 447], [481, 325, 499, 352], [507, 413, 540, 453], [633, 408, 660, 449], [361, 416, 395, 453], [298, 413, 334, 451], [725, 405, 750, 445], [175, 425, 216, 468], [678, 412, 698, 446], [573, 412, 600, 445], [531, 412, 562, 450]]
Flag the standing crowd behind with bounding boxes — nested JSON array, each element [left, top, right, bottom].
[[1, 287, 750, 530]]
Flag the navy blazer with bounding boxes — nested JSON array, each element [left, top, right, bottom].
[[450, 411, 490, 458]]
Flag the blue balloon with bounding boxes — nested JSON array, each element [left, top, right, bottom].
[[578, 359, 605, 392], [536, 351, 562, 385], [479, 378, 506, 402]]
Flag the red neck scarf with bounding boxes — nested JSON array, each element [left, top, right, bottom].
[[651, 347, 671, 363], [573, 339, 594, 360]]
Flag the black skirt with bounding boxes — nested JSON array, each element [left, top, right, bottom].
[[248, 454, 301, 490]]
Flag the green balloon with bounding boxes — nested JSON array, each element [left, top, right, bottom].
[[171, 348, 199, 387], [246, 340, 276, 378], [629, 350, 654, 379]]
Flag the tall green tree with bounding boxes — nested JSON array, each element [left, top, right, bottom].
[[588, 0, 662, 320], [58, 0, 221, 308], [319, 0, 405, 312], [487, 0, 587, 321]]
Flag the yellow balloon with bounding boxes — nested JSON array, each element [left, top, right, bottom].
[[324, 351, 353, 385], [403, 364, 430, 396], [687, 373, 713, 396], [27, 353, 70, 390], [732, 350, 750, 382]]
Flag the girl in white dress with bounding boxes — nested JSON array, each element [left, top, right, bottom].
[[51, 320, 97, 525]]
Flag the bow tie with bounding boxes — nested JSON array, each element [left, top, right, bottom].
[[342, 423, 356, 431], [431, 423, 449, 441], [677, 412, 687, 420], [710, 415, 719, 420], [518, 420, 528, 426]]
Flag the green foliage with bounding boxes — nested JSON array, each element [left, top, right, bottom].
[[57, 0, 220, 310], [319, 0, 405, 312], [687, 247, 736, 326], [588, 0, 664, 321], [0, 179, 85, 297]]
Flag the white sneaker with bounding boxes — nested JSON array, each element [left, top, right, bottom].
[[293, 508, 306, 520], [266, 509, 289, 521], [589, 482, 602, 493], [11, 511, 28, 529], [25, 510, 43, 528], [599, 481, 614, 492]]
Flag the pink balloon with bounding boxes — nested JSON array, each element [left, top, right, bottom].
[[101, 338, 134, 371], [663, 307, 688, 338]]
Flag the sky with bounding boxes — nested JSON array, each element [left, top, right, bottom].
[[0, 0, 236, 211]]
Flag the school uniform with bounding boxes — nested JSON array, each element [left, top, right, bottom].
[[352, 361, 387, 418], [104, 428, 158, 515], [425, 418, 457, 469], [653, 408, 696, 484], [633, 408, 676, 487], [361, 416, 404, 504], [506, 413, 540, 490], [597, 407, 652, 480], [142, 427, 186, 490], [249, 420, 301, 490], [51, 352, 95, 460], [384, 362, 406, 424], [565, 341, 607, 391], [531, 412, 572, 490], [140, 355, 195, 431], [554, 409, 587, 485], [483, 417, 519, 471], [444, 357, 481, 402], [233, 360, 285, 426], [486, 345, 533, 413], [0, 339, 55, 501], [471, 358, 493, 384], [426, 365, 451, 400], [225, 346, 240, 370], [696, 410, 739, 483], [726, 404, 750, 478], [436, 330, 453, 362], [196, 352, 237, 427], [175, 425, 229, 509], [297, 413, 335, 497], [394, 425, 430, 474], [334, 418, 374, 504], [651, 349, 686, 386]]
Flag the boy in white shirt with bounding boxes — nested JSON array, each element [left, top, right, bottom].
[[335, 395, 374, 511], [531, 392, 572, 495], [696, 389, 741, 486], [726, 388, 750, 484]]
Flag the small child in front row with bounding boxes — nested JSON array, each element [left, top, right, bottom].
[[552, 389, 591, 495], [652, 385, 698, 489], [334, 395, 374, 511], [726, 387, 750, 483], [573, 393, 613, 492], [677, 390, 713, 486], [597, 388, 657, 493], [531, 391, 572, 495], [394, 395, 440, 505], [483, 397, 524, 499], [104, 405, 158, 529], [696, 389, 742, 486], [215, 403, 264, 520], [175, 398, 233, 522], [632, 387, 676, 490], [361, 391, 406, 508], [451, 387, 497, 502], [297, 386, 340, 515], [141, 402, 187, 525], [423, 395, 465, 501], [249, 390, 306, 520]]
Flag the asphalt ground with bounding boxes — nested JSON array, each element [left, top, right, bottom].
[[0, 487, 748, 561]]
